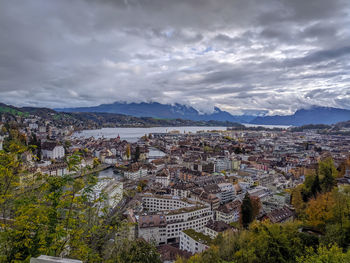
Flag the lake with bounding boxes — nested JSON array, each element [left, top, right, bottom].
[[73, 126, 228, 142], [242, 123, 292, 129]]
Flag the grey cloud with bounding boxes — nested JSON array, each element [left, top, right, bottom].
[[0, 0, 349, 114]]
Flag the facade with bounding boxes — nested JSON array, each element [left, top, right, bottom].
[[30, 255, 82, 263], [155, 173, 170, 187], [0, 135, 3, 151], [217, 183, 235, 204], [41, 142, 65, 160], [104, 181, 123, 208], [215, 157, 231, 172], [259, 174, 274, 188], [138, 215, 167, 244], [266, 206, 294, 223], [216, 200, 241, 224], [203, 220, 236, 239], [180, 229, 211, 254], [104, 156, 118, 165], [41, 162, 68, 176], [124, 167, 148, 180], [139, 195, 213, 245], [171, 182, 194, 198]]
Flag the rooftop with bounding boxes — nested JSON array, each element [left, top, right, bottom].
[[205, 220, 235, 233], [182, 229, 212, 245], [30, 255, 82, 263]]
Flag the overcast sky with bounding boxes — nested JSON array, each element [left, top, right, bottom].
[[0, 0, 350, 115]]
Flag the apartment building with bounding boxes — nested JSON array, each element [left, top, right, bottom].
[[139, 194, 213, 245], [215, 200, 241, 224], [180, 229, 211, 254]]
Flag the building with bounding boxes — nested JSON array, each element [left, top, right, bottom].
[[180, 229, 211, 254], [138, 214, 167, 244], [41, 142, 65, 160], [259, 174, 274, 188], [215, 157, 231, 172], [41, 162, 68, 176], [266, 206, 294, 223], [216, 200, 241, 224], [30, 255, 82, 263], [155, 170, 171, 187], [91, 179, 123, 209], [204, 219, 236, 239], [139, 194, 213, 245], [157, 244, 192, 262], [0, 135, 3, 151], [171, 182, 194, 198], [124, 165, 148, 180], [217, 183, 235, 204]]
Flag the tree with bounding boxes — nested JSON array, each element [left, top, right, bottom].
[[296, 244, 350, 263], [250, 196, 261, 219], [292, 185, 307, 217], [0, 134, 159, 262], [109, 239, 162, 263], [93, 157, 101, 168], [181, 221, 309, 263], [134, 146, 140, 162], [306, 192, 335, 231], [311, 174, 321, 198], [241, 193, 253, 228], [125, 144, 131, 160], [318, 158, 337, 193]]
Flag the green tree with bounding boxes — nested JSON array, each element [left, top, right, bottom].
[[296, 244, 350, 263], [108, 239, 162, 263], [319, 158, 337, 193], [311, 174, 321, 198], [0, 135, 155, 262], [240, 193, 253, 228], [134, 146, 140, 162], [125, 144, 131, 160]]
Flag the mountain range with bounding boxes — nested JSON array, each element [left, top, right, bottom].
[[0, 103, 243, 129], [56, 102, 258, 123], [56, 102, 350, 126]]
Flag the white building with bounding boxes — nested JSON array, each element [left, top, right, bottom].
[[215, 200, 241, 224], [248, 186, 270, 201], [203, 220, 236, 239], [104, 155, 118, 165], [180, 229, 211, 254], [215, 157, 231, 172], [91, 179, 123, 210], [217, 183, 235, 204], [41, 162, 69, 176], [29, 123, 38, 130], [41, 142, 65, 160], [155, 172, 170, 187], [171, 182, 193, 198], [139, 194, 213, 245], [0, 136, 3, 151], [124, 166, 148, 180], [30, 255, 82, 263]]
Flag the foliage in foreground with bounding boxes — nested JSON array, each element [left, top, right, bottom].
[[0, 129, 161, 263]]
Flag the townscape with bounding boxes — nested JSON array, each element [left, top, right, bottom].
[[1, 111, 350, 262], [2, 0, 350, 262]]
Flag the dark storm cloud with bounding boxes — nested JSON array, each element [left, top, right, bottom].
[[0, 0, 349, 114]]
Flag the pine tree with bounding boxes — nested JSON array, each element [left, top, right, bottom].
[[311, 174, 321, 198], [241, 193, 253, 228], [134, 146, 140, 162]]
